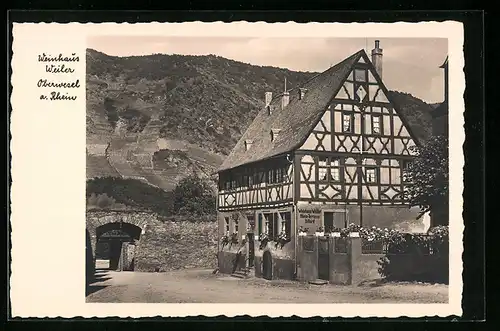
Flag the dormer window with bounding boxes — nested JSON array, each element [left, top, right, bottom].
[[244, 139, 253, 151], [271, 129, 281, 142], [299, 88, 308, 100], [267, 105, 273, 116]]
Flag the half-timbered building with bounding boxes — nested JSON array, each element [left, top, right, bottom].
[[216, 41, 433, 279]]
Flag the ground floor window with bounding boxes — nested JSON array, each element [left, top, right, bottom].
[[234, 219, 239, 233], [279, 212, 292, 239], [257, 211, 291, 240], [323, 211, 347, 232]]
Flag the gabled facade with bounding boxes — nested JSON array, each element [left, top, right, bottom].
[[216, 41, 428, 279]]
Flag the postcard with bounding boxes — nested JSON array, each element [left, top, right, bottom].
[[10, 21, 464, 318]]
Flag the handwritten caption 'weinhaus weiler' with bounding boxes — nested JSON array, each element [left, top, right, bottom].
[[37, 53, 80, 101]]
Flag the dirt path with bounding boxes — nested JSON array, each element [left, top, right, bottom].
[[86, 268, 448, 304]]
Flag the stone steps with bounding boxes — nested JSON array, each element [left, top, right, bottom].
[[230, 267, 254, 279]]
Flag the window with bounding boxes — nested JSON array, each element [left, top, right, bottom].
[[372, 115, 381, 134], [319, 167, 328, 181], [267, 169, 275, 184], [263, 213, 271, 236], [318, 157, 328, 181], [267, 213, 279, 240], [247, 174, 254, 187], [234, 219, 239, 233], [342, 113, 353, 133], [331, 159, 340, 181], [318, 157, 341, 182], [365, 167, 377, 183], [279, 212, 292, 239], [275, 167, 284, 183], [402, 160, 411, 183], [354, 68, 367, 82], [224, 217, 230, 233]]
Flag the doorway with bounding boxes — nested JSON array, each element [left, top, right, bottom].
[[95, 222, 142, 271], [247, 233, 255, 268], [263, 251, 272, 280], [318, 237, 330, 281]]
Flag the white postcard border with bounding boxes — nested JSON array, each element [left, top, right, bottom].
[[10, 21, 464, 318]]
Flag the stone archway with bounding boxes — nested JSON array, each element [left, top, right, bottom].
[[86, 210, 151, 275], [96, 222, 142, 270], [263, 250, 273, 280]]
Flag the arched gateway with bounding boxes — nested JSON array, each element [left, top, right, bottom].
[[86, 210, 153, 278]]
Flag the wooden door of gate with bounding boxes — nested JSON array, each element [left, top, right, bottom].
[[318, 237, 330, 281]]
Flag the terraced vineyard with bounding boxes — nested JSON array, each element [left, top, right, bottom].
[[86, 49, 315, 192]]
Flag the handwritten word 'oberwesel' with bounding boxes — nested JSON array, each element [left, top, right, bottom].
[[37, 79, 80, 89]]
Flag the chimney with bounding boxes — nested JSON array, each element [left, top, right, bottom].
[[299, 88, 308, 100], [244, 139, 253, 151], [265, 92, 273, 107], [281, 91, 290, 110], [281, 77, 290, 110], [371, 40, 383, 78]]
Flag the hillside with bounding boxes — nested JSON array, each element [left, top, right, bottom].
[[86, 49, 435, 194], [86, 49, 316, 190]]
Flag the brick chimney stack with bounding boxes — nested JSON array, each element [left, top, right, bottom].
[[371, 40, 383, 78]]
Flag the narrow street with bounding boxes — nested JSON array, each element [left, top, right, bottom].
[[86, 264, 448, 304]]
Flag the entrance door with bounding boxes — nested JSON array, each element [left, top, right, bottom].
[[324, 212, 334, 232], [318, 237, 330, 281], [247, 233, 255, 267], [263, 251, 272, 280]]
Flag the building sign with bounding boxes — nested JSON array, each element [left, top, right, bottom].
[[298, 207, 322, 224]]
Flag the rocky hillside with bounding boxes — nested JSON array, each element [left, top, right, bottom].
[[86, 49, 316, 190]]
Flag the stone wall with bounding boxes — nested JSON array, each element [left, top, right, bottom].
[[86, 210, 218, 273], [134, 219, 218, 272]]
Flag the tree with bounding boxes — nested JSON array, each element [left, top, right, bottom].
[[172, 175, 216, 216], [403, 136, 449, 225]]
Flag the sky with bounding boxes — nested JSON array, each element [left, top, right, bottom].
[[87, 37, 448, 104]]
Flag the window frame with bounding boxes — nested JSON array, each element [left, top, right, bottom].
[[318, 156, 342, 183], [365, 166, 378, 183], [372, 114, 382, 135], [279, 211, 292, 239], [354, 68, 367, 82], [342, 112, 354, 133], [401, 160, 412, 183]]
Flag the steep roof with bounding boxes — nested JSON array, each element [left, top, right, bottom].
[[218, 50, 434, 172], [386, 91, 434, 144], [218, 50, 362, 172]]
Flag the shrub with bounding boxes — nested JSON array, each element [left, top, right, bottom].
[[377, 225, 449, 283], [172, 175, 216, 216]]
